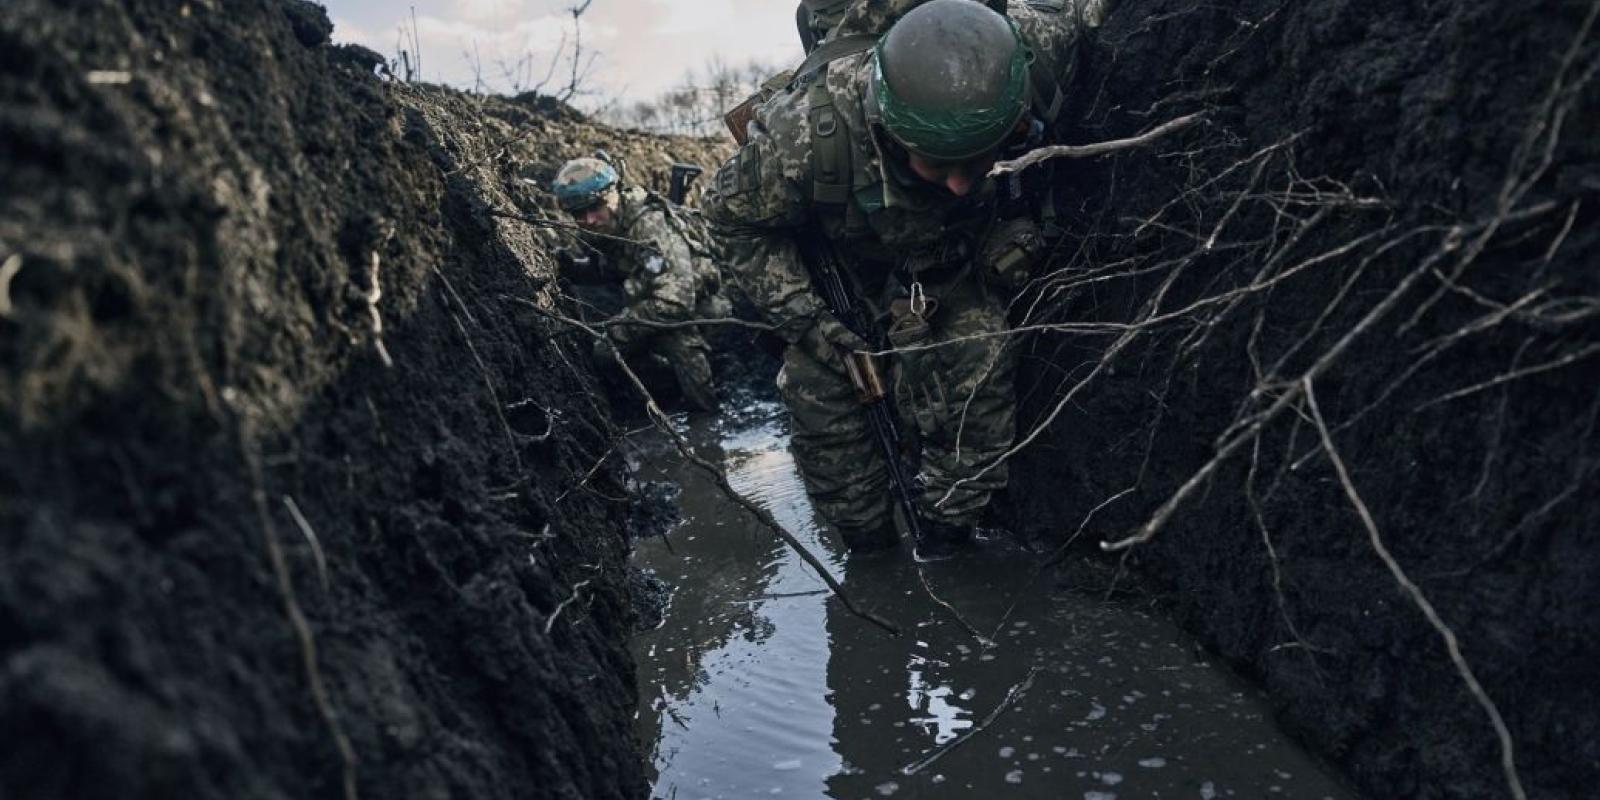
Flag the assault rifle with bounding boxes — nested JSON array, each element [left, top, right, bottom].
[[721, 99, 922, 550], [793, 225, 925, 551]]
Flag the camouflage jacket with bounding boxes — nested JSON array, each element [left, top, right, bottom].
[[593, 187, 722, 323], [705, 0, 1103, 343]]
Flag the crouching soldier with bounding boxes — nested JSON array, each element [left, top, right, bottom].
[[552, 156, 728, 412], [707, 0, 1103, 558]]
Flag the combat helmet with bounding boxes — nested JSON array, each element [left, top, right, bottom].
[[551, 157, 620, 212], [867, 0, 1032, 162]]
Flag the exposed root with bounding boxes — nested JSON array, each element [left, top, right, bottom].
[[545, 568, 599, 635], [0, 253, 21, 318], [244, 444, 358, 800], [444, 307, 524, 471], [1305, 378, 1526, 800], [490, 209, 664, 250], [900, 666, 1041, 776], [364, 251, 394, 369], [1417, 342, 1600, 410], [988, 485, 1135, 640], [282, 495, 331, 593], [917, 566, 997, 649], [523, 299, 902, 637], [989, 112, 1207, 176], [1245, 436, 1332, 662]]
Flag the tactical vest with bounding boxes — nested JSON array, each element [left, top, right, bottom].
[[628, 189, 725, 296]]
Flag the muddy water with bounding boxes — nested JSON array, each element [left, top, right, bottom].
[[632, 403, 1358, 800]]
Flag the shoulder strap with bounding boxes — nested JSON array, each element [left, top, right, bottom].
[[1029, 56, 1065, 124], [807, 81, 853, 205], [791, 33, 878, 85]]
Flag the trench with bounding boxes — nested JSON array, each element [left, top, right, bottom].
[[629, 401, 1361, 800]]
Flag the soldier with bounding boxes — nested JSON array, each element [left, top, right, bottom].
[[552, 156, 727, 412], [706, 0, 1102, 558]]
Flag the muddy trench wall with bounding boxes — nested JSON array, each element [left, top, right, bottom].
[[0, 1, 730, 797], [1012, 0, 1599, 797]]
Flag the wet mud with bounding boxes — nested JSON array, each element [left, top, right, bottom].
[[632, 404, 1357, 800]]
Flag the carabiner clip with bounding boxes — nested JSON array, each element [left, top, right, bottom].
[[909, 281, 927, 317]]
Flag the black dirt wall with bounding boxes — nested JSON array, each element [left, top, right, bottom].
[[0, 2, 669, 798], [1014, 0, 1599, 798]]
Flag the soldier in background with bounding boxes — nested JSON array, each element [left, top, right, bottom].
[[707, 0, 1103, 558], [552, 156, 728, 412]]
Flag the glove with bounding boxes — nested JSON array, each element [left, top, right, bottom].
[[796, 313, 870, 368], [606, 310, 645, 349], [981, 217, 1045, 291]]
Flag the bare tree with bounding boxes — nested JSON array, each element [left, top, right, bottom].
[[605, 57, 786, 136], [561, 0, 599, 102]]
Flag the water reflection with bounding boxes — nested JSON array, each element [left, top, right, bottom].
[[632, 405, 1360, 800], [634, 404, 844, 799]]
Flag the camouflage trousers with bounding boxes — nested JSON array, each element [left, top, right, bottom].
[[602, 329, 717, 411], [777, 273, 1016, 532]]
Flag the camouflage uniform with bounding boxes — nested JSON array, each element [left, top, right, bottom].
[[590, 187, 728, 411], [707, 0, 1101, 532]]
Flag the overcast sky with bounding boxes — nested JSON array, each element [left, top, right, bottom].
[[323, 0, 804, 106]]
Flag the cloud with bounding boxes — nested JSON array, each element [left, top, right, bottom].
[[326, 0, 799, 103], [332, 4, 618, 91], [646, 0, 743, 35], [329, 17, 378, 48]]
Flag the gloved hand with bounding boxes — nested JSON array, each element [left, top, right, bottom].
[[555, 244, 606, 284], [981, 217, 1045, 291], [606, 310, 645, 349], [796, 312, 871, 368]]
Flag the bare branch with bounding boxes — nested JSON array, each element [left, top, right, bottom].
[[990, 112, 1207, 176]]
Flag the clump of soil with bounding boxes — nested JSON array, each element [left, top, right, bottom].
[[0, 1, 716, 798], [1015, 0, 1599, 797]]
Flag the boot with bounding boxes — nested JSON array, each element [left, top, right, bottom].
[[839, 520, 899, 554], [673, 352, 719, 413], [912, 515, 973, 563], [676, 375, 720, 413]]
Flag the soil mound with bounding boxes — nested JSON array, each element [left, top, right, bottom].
[[0, 2, 721, 797], [1015, 0, 1599, 797]]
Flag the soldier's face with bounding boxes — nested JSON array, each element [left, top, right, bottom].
[[905, 152, 996, 197], [574, 204, 617, 233]]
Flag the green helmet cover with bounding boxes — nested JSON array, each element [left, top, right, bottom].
[[871, 0, 1032, 162]]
